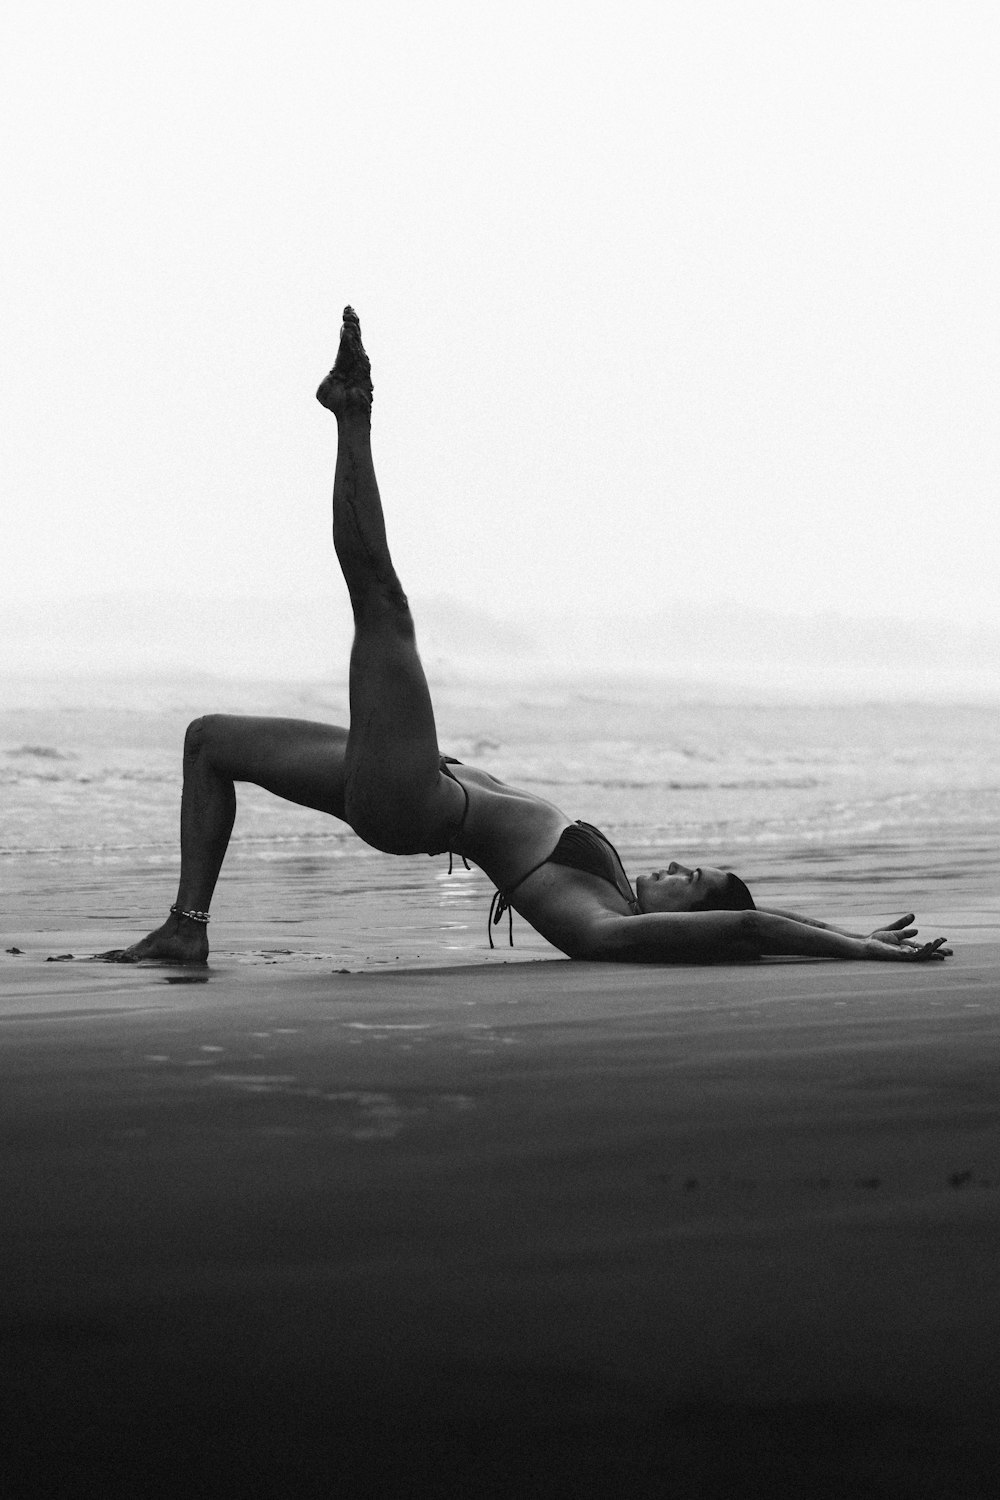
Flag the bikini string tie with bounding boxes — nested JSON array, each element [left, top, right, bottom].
[[488, 890, 515, 949]]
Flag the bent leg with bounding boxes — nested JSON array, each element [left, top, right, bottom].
[[189, 715, 350, 817], [318, 309, 462, 855], [173, 714, 350, 904], [100, 715, 351, 963]]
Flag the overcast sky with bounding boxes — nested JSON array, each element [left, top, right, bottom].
[[4, 0, 998, 635]]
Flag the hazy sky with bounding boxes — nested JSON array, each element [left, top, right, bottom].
[[4, 0, 998, 629]]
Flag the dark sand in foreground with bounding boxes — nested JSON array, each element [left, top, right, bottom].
[[3, 947, 999, 1497]]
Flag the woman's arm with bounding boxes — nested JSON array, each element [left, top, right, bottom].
[[756, 909, 929, 945], [585, 910, 951, 964], [758, 900, 941, 948], [750, 913, 949, 961], [756, 906, 864, 938]]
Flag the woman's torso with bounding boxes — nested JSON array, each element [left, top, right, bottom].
[[446, 762, 637, 956]]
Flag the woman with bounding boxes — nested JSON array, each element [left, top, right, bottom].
[[108, 310, 950, 967]]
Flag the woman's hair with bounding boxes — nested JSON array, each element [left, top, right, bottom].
[[690, 873, 755, 913]]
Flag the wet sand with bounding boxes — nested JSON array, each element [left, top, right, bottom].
[[3, 945, 999, 1496]]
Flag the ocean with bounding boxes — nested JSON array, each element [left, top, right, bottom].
[[3, 674, 998, 968]]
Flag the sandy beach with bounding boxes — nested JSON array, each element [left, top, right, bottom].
[[3, 940, 999, 1497], [4, 676, 998, 1492]]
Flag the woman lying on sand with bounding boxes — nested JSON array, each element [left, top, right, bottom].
[[107, 309, 951, 968]]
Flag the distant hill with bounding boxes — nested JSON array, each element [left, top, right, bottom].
[[1, 592, 997, 699], [0, 592, 535, 681]]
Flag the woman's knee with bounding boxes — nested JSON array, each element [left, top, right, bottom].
[[183, 714, 236, 764], [183, 716, 208, 761], [349, 594, 418, 663]]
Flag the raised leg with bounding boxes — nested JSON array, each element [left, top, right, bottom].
[[317, 308, 463, 855], [103, 306, 456, 962], [100, 716, 350, 963]]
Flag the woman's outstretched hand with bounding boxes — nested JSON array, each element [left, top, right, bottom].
[[865, 920, 952, 961]]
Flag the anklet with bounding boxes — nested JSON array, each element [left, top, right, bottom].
[[170, 905, 211, 924]]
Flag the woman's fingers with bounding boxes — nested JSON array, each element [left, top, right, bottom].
[[913, 938, 950, 960], [897, 937, 950, 960]]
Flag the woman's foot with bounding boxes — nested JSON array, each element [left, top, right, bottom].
[[97, 912, 209, 965], [316, 306, 374, 416]]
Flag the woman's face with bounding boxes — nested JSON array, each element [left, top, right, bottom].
[[635, 862, 732, 913]]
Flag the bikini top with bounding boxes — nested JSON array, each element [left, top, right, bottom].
[[488, 820, 639, 948]]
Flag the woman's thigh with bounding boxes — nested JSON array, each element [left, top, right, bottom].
[[199, 716, 350, 817], [343, 613, 463, 852]]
